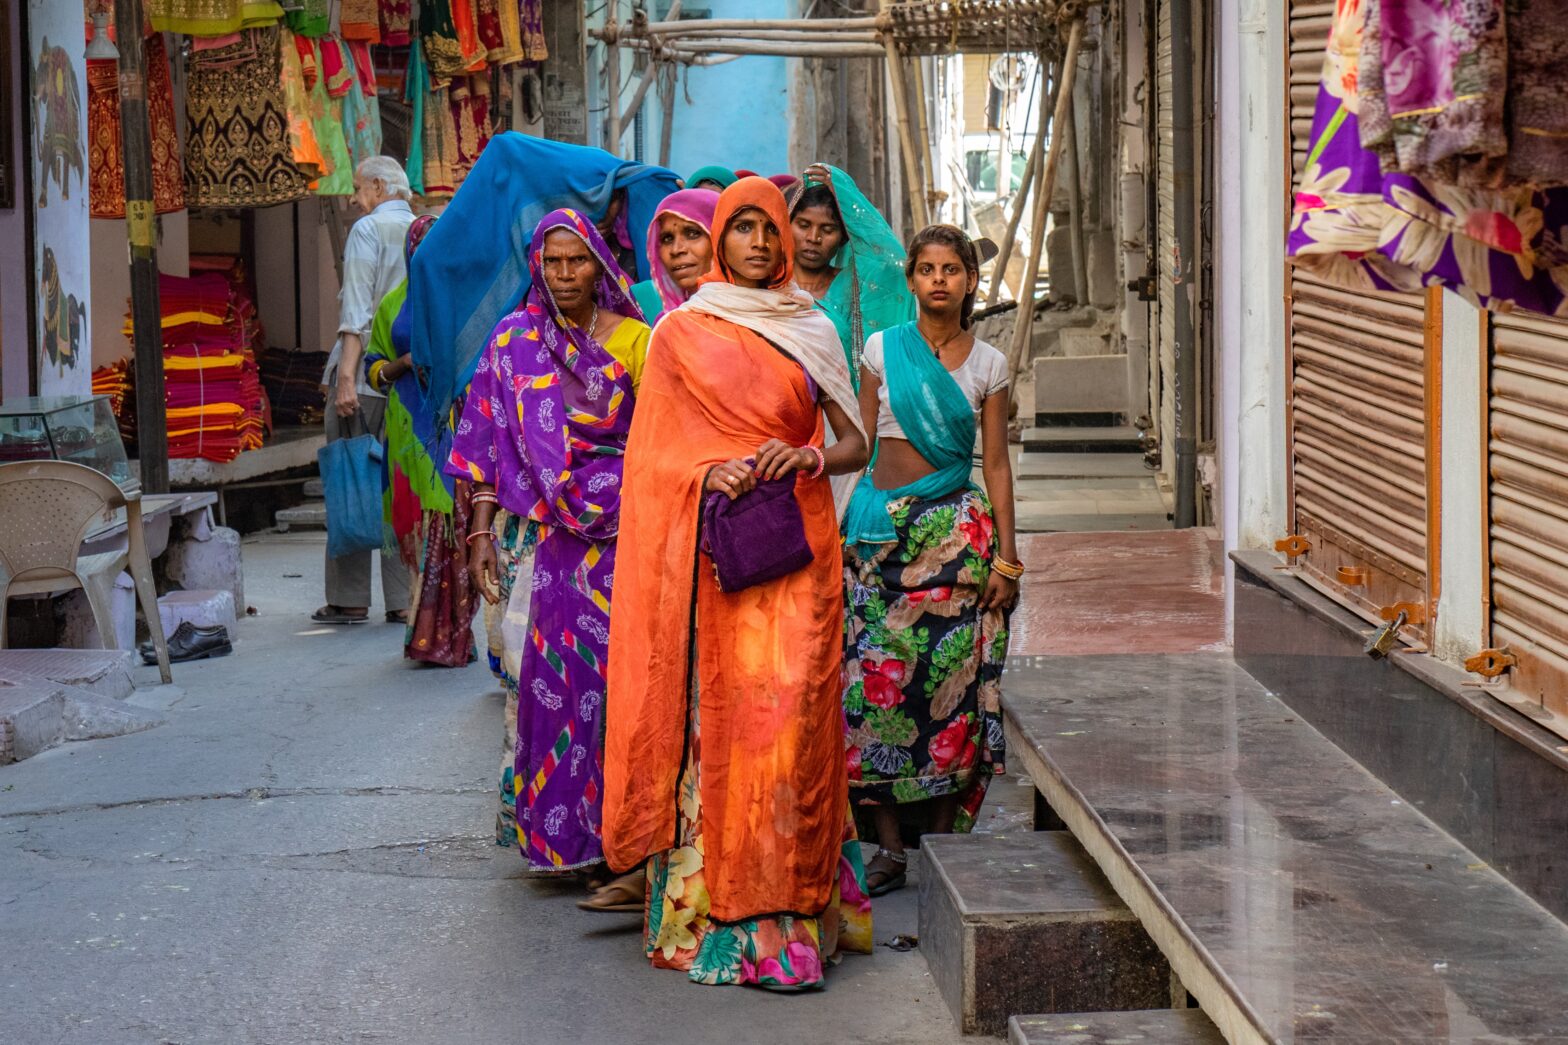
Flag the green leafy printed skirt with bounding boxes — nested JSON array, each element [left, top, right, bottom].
[[843, 486, 1008, 832]]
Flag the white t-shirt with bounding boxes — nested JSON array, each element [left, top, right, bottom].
[[862, 330, 1010, 442]]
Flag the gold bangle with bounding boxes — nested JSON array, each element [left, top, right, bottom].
[[367, 359, 387, 391], [991, 557, 1025, 580]]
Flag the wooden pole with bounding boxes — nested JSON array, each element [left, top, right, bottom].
[[651, 27, 879, 42], [114, 0, 168, 494], [605, 2, 622, 154], [658, 64, 676, 167], [1006, 18, 1083, 404], [986, 54, 1051, 308], [635, 16, 881, 34], [909, 52, 936, 221], [880, 2, 928, 229], [614, 0, 679, 149], [660, 39, 886, 58]]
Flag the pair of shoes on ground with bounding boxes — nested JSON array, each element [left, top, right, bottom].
[[139, 621, 232, 665]]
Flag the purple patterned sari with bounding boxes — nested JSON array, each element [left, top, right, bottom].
[[447, 208, 644, 871]]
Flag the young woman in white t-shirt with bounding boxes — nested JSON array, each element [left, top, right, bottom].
[[840, 224, 1021, 896]]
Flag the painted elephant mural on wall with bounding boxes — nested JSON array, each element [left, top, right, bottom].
[[33, 36, 84, 208], [40, 245, 85, 370]]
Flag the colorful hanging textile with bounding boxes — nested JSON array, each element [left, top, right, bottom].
[[450, 76, 494, 188], [405, 40, 430, 196], [307, 38, 355, 196], [380, 0, 413, 46], [340, 0, 382, 43], [185, 27, 311, 208], [88, 34, 185, 219], [521, 0, 548, 60], [476, 0, 505, 59], [284, 0, 328, 36], [319, 35, 355, 98], [1288, 0, 1568, 317], [279, 29, 326, 184], [341, 42, 384, 167], [1357, 0, 1508, 185], [148, 0, 282, 33], [421, 0, 486, 85], [421, 86, 461, 199]]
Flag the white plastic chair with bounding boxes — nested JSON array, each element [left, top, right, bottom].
[[0, 460, 171, 682]]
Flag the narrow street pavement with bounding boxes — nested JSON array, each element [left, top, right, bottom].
[[0, 532, 1004, 1045]]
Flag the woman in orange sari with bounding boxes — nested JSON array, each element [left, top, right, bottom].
[[600, 178, 873, 989]]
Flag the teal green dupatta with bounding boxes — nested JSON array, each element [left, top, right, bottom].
[[815, 167, 916, 386], [842, 322, 977, 554]]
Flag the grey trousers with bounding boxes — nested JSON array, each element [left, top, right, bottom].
[[323, 396, 411, 612]]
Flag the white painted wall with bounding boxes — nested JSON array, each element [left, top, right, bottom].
[[1434, 293, 1487, 664], [89, 212, 190, 368], [1221, 0, 1290, 633]]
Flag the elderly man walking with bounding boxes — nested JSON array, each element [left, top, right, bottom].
[[314, 157, 417, 625]]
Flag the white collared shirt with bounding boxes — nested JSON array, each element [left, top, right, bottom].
[[322, 198, 415, 397]]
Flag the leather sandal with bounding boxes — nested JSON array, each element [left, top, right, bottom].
[[312, 605, 369, 624], [866, 848, 908, 897], [576, 870, 645, 913]]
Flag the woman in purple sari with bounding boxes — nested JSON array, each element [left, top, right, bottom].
[[447, 208, 650, 888]]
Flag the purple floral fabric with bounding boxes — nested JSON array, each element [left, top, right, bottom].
[[1288, 0, 1568, 317], [447, 208, 644, 871]]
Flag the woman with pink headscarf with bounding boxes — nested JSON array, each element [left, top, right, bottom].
[[629, 187, 721, 324]]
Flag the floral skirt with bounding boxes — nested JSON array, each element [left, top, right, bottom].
[[644, 683, 873, 989], [489, 512, 538, 847], [843, 486, 1008, 833], [403, 486, 478, 668]]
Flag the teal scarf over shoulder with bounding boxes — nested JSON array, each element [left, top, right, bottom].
[[842, 322, 977, 553]]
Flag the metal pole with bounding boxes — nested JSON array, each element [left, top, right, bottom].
[[114, 0, 168, 493], [1170, 0, 1199, 527], [658, 64, 676, 168], [1005, 19, 1084, 405], [605, 2, 622, 153], [1064, 86, 1087, 305]]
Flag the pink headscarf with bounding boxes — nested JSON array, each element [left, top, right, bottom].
[[644, 188, 721, 317]]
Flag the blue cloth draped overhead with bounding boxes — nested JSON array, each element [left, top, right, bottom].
[[405, 133, 682, 426]]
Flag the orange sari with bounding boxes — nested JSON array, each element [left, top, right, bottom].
[[603, 305, 848, 921]]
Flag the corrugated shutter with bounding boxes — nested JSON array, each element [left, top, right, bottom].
[[1285, 0, 1432, 638], [1488, 311, 1568, 720], [1288, 274, 1430, 634], [1154, 0, 1174, 491]]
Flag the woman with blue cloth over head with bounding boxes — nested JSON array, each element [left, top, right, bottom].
[[840, 225, 1022, 898]]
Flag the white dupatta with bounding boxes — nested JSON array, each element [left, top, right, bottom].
[[683, 280, 867, 517]]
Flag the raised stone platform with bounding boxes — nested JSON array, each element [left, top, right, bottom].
[[1009, 1010, 1223, 1045], [0, 649, 135, 699], [919, 831, 1173, 1036], [0, 651, 162, 763], [1003, 654, 1568, 1043]]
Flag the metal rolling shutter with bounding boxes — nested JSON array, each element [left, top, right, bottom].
[[1283, 0, 1432, 639], [1154, 0, 1174, 491], [1288, 274, 1430, 635], [1488, 312, 1568, 720]]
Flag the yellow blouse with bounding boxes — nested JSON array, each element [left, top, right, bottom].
[[603, 317, 652, 394]]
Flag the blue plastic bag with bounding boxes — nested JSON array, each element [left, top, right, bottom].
[[318, 426, 385, 560]]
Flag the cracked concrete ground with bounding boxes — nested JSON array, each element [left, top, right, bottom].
[[0, 532, 1012, 1045]]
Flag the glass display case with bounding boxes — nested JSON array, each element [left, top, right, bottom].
[[0, 395, 137, 493]]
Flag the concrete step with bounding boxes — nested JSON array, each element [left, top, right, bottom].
[[302, 477, 324, 498], [0, 649, 136, 699], [1009, 1010, 1223, 1045], [1022, 425, 1145, 454], [276, 501, 327, 532], [0, 673, 164, 765], [919, 831, 1176, 1036], [1016, 452, 1153, 480]]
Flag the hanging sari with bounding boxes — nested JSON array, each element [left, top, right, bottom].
[[604, 178, 871, 987], [88, 33, 184, 218], [630, 188, 721, 324], [841, 323, 1007, 831], [800, 165, 917, 382], [447, 209, 650, 873], [1288, 0, 1568, 317]]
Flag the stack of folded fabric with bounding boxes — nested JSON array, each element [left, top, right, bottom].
[[121, 271, 272, 463], [259, 346, 331, 427], [90, 359, 137, 446]]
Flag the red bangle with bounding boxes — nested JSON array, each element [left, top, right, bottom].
[[806, 445, 826, 479], [466, 529, 497, 544]]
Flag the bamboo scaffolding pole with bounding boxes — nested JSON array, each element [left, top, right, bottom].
[[986, 55, 1051, 307], [652, 27, 878, 42], [657, 39, 887, 58], [605, 2, 622, 153], [910, 52, 936, 222], [881, 2, 929, 228], [635, 16, 882, 34], [1006, 18, 1083, 403], [659, 65, 676, 167], [614, 0, 680, 148]]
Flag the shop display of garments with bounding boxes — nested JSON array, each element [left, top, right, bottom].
[[185, 27, 311, 208], [422, 84, 460, 199], [284, 0, 328, 36], [341, 41, 384, 167], [450, 76, 493, 187], [521, 0, 548, 60], [88, 35, 185, 219], [149, 0, 283, 35], [306, 38, 355, 196], [380, 0, 413, 46], [279, 28, 326, 184], [1288, 0, 1568, 316], [421, 0, 485, 85], [340, 0, 382, 43]]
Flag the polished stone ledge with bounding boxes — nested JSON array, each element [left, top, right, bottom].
[[1003, 654, 1568, 1044]]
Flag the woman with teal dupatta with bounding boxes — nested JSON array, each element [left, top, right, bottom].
[[789, 164, 915, 385], [841, 225, 1021, 897]]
